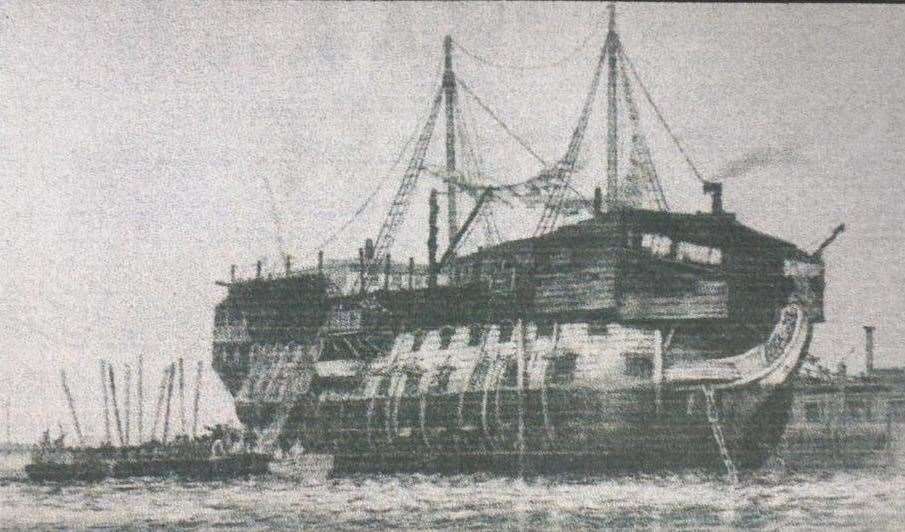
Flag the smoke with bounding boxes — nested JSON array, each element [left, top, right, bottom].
[[713, 144, 805, 182]]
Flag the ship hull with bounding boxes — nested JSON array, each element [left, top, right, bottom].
[[297, 379, 799, 475], [220, 305, 809, 476]]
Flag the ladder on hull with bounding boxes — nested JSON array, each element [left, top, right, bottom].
[[702, 385, 738, 484]]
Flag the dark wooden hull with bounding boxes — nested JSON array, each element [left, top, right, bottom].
[[25, 462, 107, 483], [25, 454, 271, 483], [293, 381, 794, 476]]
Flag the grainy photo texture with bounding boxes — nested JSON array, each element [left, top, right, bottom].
[[1, 1, 904, 529]]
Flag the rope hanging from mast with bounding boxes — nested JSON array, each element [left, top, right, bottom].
[[316, 57, 446, 252], [449, 19, 601, 72], [533, 28, 609, 236], [361, 86, 445, 291], [618, 56, 669, 211], [619, 47, 708, 185], [456, 79, 548, 167]]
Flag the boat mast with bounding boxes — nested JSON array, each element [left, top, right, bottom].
[[151, 363, 170, 441], [124, 363, 131, 446], [137, 353, 144, 443], [178, 358, 186, 436], [108, 365, 125, 446], [191, 360, 203, 439], [443, 35, 459, 251], [605, 2, 621, 210], [99, 360, 111, 444], [162, 363, 175, 443], [60, 370, 85, 446]]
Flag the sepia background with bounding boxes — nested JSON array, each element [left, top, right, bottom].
[[0, 1, 903, 443]]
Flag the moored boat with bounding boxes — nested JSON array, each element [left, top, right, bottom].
[[210, 4, 840, 477]]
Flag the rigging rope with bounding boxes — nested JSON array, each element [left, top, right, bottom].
[[617, 56, 669, 211], [456, 78, 549, 168], [454, 100, 502, 246], [315, 133, 415, 251], [620, 48, 708, 184], [451, 19, 601, 72], [316, 66, 444, 251]]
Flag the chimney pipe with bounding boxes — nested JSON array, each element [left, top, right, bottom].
[[285, 255, 292, 275], [317, 250, 324, 273], [256, 260, 262, 279], [365, 239, 375, 261], [230, 264, 236, 282], [703, 182, 723, 215], [593, 187, 603, 216], [864, 326, 875, 375]]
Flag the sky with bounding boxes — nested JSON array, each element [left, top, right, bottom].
[[1, 2, 904, 442]]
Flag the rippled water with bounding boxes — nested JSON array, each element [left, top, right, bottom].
[[2, 454, 904, 530]]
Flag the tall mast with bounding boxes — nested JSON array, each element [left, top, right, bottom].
[[151, 364, 170, 441], [108, 365, 125, 446], [162, 363, 175, 443], [124, 364, 131, 446], [443, 35, 459, 249], [137, 353, 144, 443], [605, 3, 620, 210], [178, 358, 186, 436], [60, 370, 84, 445], [99, 360, 111, 444], [191, 360, 203, 439]]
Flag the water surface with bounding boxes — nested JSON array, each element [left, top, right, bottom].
[[1, 454, 902, 529]]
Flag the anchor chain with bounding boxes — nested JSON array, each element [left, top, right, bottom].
[[702, 385, 738, 484]]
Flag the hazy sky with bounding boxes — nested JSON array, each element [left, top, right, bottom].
[[1, 2, 904, 441]]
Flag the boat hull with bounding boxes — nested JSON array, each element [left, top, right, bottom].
[[25, 453, 271, 483], [24, 462, 107, 483], [295, 379, 798, 475], [220, 303, 811, 477]]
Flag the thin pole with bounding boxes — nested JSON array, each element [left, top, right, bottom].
[[443, 35, 459, 246], [108, 366, 125, 446], [137, 353, 144, 443], [124, 364, 131, 446], [60, 370, 84, 445], [178, 358, 186, 436], [605, 2, 620, 209], [99, 360, 111, 444], [150, 364, 170, 441], [162, 364, 175, 443], [192, 360, 203, 439]]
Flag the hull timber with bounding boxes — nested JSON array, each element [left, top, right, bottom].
[[213, 253, 814, 474], [211, 210, 824, 475]]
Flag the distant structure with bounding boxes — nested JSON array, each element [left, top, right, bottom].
[[782, 325, 905, 470]]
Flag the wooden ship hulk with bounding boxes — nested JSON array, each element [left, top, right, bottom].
[[212, 6, 838, 477]]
